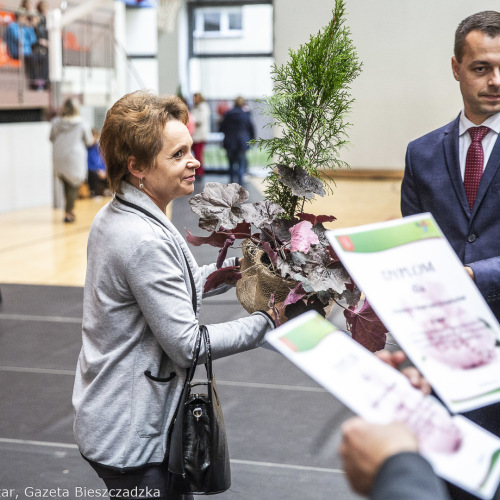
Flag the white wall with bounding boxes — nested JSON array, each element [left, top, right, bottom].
[[193, 4, 273, 54], [274, 0, 500, 170], [0, 123, 52, 213], [189, 57, 274, 99]]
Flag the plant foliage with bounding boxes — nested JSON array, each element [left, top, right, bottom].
[[254, 0, 362, 218], [186, 2, 388, 352]]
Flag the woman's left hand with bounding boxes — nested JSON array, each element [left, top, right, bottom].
[[376, 350, 431, 395]]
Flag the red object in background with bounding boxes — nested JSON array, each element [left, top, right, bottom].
[[217, 101, 230, 117]]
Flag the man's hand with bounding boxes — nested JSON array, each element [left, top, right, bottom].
[[376, 350, 431, 395], [339, 417, 418, 496]]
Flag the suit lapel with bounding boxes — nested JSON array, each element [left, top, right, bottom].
[[442, 116, 470, 217], [472, 132, 500, 218]]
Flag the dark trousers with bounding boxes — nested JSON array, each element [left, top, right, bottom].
[[88, 460, 194, 500], [88, 170, 107, 196], [61, 177, 79, 214], [226, 149, 247, 185]]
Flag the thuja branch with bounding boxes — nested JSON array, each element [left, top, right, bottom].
[[254, 0, 362, 219]]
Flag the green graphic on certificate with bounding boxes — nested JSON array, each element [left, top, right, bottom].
[[335, 218, 442, 253], [279, 314, 337, 352]]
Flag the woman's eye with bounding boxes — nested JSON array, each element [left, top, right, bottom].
[[173, 150, 183, 158]]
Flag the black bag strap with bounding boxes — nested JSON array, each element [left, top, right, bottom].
[[115, 195, 197, 313]]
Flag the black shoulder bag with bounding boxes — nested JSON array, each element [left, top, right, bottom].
[[168, 325, 231, 495], [115, 195, 231, 495]]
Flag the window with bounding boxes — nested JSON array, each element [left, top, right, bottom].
[[194, 7, 243, 38]]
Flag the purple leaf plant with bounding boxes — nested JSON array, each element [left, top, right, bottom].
[[188, 182, 388, 352]]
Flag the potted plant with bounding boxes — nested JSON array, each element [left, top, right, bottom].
[[186, 0, 387, 352]]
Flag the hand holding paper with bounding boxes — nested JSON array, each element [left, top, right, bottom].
[[339, 417, 419, 496]]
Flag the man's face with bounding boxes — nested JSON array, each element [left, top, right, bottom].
[[452, 30, 500, 125]]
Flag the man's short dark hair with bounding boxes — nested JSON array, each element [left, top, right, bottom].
[[455, 11, 500, 62]]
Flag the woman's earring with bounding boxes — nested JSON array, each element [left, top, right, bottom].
[[139, 178, 144, 190]]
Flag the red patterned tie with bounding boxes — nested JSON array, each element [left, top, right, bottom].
[[464, 126, 490, 210]]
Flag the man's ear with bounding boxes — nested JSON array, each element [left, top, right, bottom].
[[451, 56, 460, 81], [127, 156, 142, 179]]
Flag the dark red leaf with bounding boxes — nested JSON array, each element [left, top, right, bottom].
[[220, 222, 252, 239], [186, 222, 251, 248], [344, 299, 387, 352], [326, 244, 340, 263], [186, 230, 229, 248], [297, 212, 337, 225], [204, 266, 242, 293], [216, 236, 236, 269], [283, 283, 306, 307], [261, 241, 278, 267]]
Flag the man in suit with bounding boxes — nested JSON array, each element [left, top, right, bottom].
[[219, 96, 255, 186], [401, 10, 500, 466], [401, 10, 500, 322], [339, 418, 450, 500]]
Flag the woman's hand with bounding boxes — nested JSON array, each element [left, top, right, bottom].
[[376, 350, 431, 395], [267, 301, 288, 326]]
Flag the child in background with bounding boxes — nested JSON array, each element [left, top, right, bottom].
[[87, 128, 107, 197]]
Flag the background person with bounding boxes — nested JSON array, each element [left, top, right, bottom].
[[219, 96, 255, 186], [29, 0, 49, 89], [72, 91, 285, 499], [50, 97, 93, 223], [5, 8, 36, 83], [191, 92, 210, 179], [86, 128, 107, 197]]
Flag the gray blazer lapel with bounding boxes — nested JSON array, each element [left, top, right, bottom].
[[442, 116, 470, 217], [472, 132, 500, 218]]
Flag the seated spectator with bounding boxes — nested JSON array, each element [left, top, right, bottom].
[[26, 0, 48, 89], [87, 128, 108, 197], [19, 0, 36, 15], [6, 9, 37, 85], [27, 12, 48, 89]]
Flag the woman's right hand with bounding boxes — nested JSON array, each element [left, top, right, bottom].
[[267, 301, 288, 326]]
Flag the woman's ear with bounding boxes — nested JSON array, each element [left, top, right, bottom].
[[127, 156, 142, 179]]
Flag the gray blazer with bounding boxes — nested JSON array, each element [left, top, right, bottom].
[[72, 181, 274, 469]]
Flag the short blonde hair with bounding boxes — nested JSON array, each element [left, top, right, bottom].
[[100, 91, 188, 194], [60, 97, 80, 117]]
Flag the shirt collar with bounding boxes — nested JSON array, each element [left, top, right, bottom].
[[459, 109, 500, 136]]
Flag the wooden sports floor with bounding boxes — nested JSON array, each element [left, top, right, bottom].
[[0, 176, 403, 286]]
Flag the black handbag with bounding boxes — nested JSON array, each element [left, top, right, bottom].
[[168, 325, 231, 495]]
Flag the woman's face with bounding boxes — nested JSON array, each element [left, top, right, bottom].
[[142, 120, 200, 211]]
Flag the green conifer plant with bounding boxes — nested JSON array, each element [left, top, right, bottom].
[[187, 1, 387, 351], [255, 0, 362, 219]]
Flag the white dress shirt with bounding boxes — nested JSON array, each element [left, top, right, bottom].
[[458, 110, 500, 180]]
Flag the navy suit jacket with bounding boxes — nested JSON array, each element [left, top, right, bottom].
[[402, 114, 500, 440], [401, 114, 500, 321], [220, 106, 255, 153], [372, 452, 449, 500]]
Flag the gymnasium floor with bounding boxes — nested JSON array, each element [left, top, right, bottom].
[[0, 174, 402, 499]]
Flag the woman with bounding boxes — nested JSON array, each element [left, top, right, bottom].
[[50, 97, 93, 222], [72, 91, 281, 499], [191, 92, 210, 178]]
